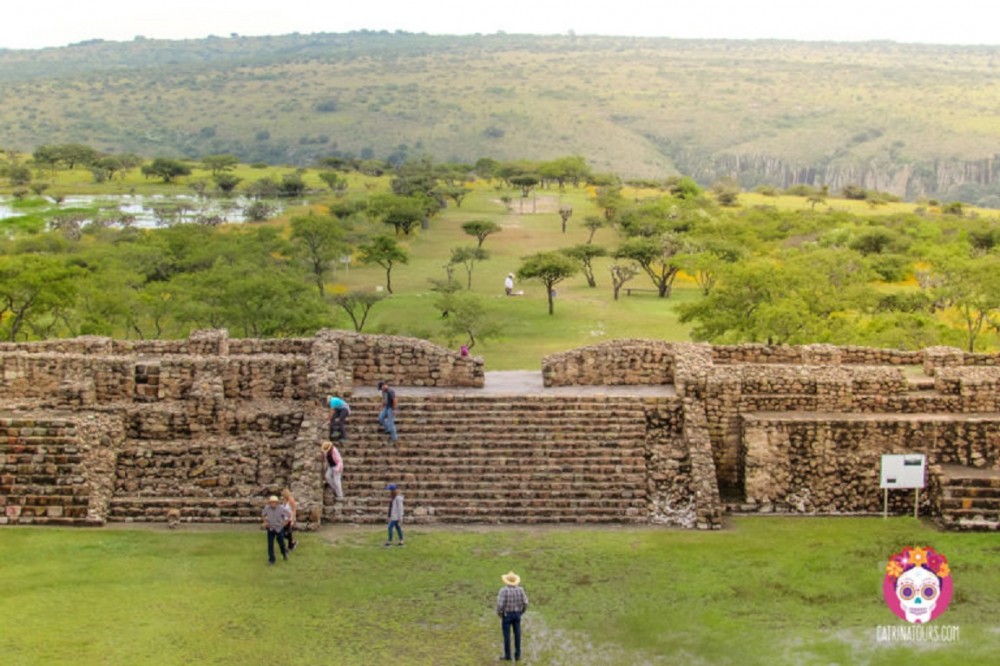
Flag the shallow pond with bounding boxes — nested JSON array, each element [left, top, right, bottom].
[[0, 194, 290, 228]]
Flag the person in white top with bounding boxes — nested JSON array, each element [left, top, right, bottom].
[[280, 488, 298, 550]]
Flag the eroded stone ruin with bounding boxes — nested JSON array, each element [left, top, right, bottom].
[[1, 331, 997, 531]]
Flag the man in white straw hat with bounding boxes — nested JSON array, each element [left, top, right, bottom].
[[260, 495, 292, 566], [495, 570, 529, 661]]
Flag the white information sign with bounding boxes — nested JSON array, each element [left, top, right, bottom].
[[880, 454, 927, 489]]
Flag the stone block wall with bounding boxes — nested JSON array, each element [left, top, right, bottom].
[[711, 344, 923, 366], [542, 339, 675, 387], [3, 333, 999, 529], [332, 332, 484, 388], [742, 414, 1000, 515], [0, 329, 485, 527]]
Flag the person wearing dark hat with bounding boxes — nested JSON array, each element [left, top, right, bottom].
[[261, 495, 292, 566], [496, 571, 529, 661], [384, 483, 404, 547], [504, 273, 515, 296], [377, 381, 398, 443]]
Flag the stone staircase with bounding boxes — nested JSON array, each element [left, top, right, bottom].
[[324, 394, 652, 524], [935, 464, 1000, 531], [0, 416, 94, 525]]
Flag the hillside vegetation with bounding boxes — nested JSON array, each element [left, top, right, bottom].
[[3, 153, 1000, 369], [3, 32, 1000, 202]]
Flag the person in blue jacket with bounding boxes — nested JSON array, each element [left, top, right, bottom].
[[326, 395, 350, 441]]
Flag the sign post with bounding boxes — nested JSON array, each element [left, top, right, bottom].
[[879, 454, 926, 519]]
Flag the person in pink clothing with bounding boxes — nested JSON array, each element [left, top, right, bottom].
[[320, 440, 344, 499]]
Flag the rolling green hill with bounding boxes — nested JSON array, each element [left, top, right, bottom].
[[3, 32, 1000, 202]]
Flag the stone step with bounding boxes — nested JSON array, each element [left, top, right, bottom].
[[4, 505, 89, 519], [344, 461, 646, 471], [2, 456, 85, 469], [346, 479, 647, 490], [325, 506, 646, 523], [348, 465, 646, 476], [0, 418, 76, 428], [347, 396, 649, 405], [343, 479, 646, 491], [328, 498, 649, 512], [3, 495, 90, 507], [0, 437, 80, 448], [942, 485, 1000, 499], [941, 497, 1000, 510], [389, 422, 648, 431], [941, 477, 1000, 489], [937, 507, 1000, 520], [348, 418, 648, 428], [1, 480, 87, 493], [345, 439, 646, 448], [939, 517, 999, 531], [108, 497, 263, 521], [333, 447, 648, 457]]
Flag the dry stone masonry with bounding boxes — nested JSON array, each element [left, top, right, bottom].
[[2, 333, 997, 531]]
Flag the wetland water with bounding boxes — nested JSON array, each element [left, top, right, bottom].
[[0, 194, 289, 228]]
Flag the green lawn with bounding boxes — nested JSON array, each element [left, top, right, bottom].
[[325, 183, 706, 369], [1, 518, 995, 665]]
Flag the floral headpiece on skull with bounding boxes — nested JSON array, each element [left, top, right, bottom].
[[883, 546, 952, 624]]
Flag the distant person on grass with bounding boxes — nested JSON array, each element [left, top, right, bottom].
[[327, 395, 350, 441], [377, 381, 398, 443], [261, 495, 291, 566], [280, 488, 298, 551], [321, 440, 345, 500], [504, 273, 523, 296], [384, 483, 404, 547], [496, 571, 529, 661]]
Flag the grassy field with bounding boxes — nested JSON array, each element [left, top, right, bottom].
[[322, 182, 708, 369], [0, 517, 996, 665]]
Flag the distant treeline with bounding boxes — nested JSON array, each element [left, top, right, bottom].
[[3, 33, 1000, 202]]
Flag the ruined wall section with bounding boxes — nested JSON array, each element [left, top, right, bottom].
[[0, 329, 484, 527], [643, 398, 692, 526], [539, 340, 1000, 525], [542, 339, 675, 387], [331, 332, 484, 388], [742, 414, 1000, 515]]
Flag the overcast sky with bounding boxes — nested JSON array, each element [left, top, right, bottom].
[[3, 1, 998, 50]]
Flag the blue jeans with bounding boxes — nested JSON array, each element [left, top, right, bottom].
[[387, 520, 403, 542], [501, 611, 522, 660], [378, 407, 397, 441], [266, 529, 287, 563]]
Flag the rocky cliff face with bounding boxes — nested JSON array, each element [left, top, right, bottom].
[[676, 151, 1000, 203]]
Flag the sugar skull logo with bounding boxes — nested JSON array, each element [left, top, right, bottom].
[[883, 546, 952, 624]]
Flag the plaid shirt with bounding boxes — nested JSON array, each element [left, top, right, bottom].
[[496, 585, 529, 615]]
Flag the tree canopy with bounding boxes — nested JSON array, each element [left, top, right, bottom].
[[517, 252, 578, 315]]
